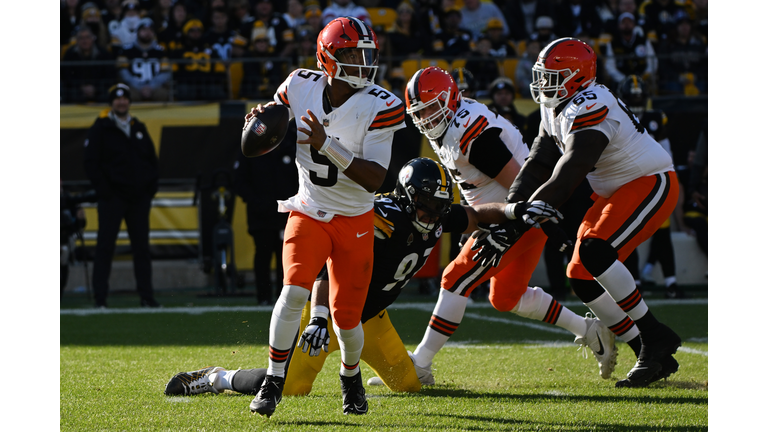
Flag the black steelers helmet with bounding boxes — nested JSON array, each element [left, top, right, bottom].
[[451, 67, 477, 97], [617, 75, 647, 116], [394, 157, 454, 233]]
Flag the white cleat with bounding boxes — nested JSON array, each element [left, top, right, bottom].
[[408, 351, 435, 386], [367, 376, 384, 386], [164, 366, 224, 396], [575, 314, 618, 379]]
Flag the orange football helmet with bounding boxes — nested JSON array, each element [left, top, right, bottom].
[[530, 37, 597, 108], [404, 66, 461, 140], [316, 17, 379, 89]]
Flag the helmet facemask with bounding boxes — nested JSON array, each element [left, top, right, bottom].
[[530, 62, 580, 108], [323, 46, 378, 89], [406, 92, 455, 140]]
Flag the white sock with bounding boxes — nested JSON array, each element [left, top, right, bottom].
[[334, 321, 364, 377], [665, 276, 677, 287], [211, 369, 237, 391], [585, 292, 640, 343], [412, 289, 467, 368], [511, 286, 588, 337], [594, 260, 649, 321], [266, 285, 310, 377]]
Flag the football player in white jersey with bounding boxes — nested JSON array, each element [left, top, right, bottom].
[[403, 66, 618, 385], [244, 16, 405, 417], [479, 37, 682, 388]]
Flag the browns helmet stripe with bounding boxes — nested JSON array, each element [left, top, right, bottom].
[[406, 68, 425, 104]]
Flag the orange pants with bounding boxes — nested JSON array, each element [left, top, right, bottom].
[[441, 227, 547, 312], [282, 210, 374, 329], [567, 171, 679, 280]]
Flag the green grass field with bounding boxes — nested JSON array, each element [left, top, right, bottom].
[[60, 290, 708, 431]]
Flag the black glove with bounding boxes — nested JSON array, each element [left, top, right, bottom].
[[298, 316, 330, 357], [507, 200, 564, 228], [540, 221, 573, 254], [470, 221, 525, 267]]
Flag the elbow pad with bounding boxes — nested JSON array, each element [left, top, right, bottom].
[[506, 135, 562, 203]]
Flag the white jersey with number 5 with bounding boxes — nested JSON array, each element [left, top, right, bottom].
[[540, 83, 674, 198], [273, 69, 405, 219]]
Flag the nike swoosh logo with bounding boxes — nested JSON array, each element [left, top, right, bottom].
[[463, 118, 471, 127], [356, 232, 369, 238], [586, 103, 596, 110], [386, 99, 395, 107], [378, 311, 386, 319], [595, 335, 605, 356]]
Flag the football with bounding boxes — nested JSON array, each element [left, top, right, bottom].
[[241, 104, 290, 157]]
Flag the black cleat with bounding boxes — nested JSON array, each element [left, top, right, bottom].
[[164, 366, 223, 396], [616, 323, 682, 388], [339, 372, 368, 415], [250, 375, 284, 418]]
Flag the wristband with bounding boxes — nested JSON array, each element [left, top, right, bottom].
[[319, 136, 354, 171], [504, 203, 518, 220], [311, 305, 330, 320]]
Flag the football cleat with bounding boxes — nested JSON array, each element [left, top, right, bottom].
[[339, 372, 368, 415], [250, 375, 285, 418], [408, 351, 435, 386], [164, 366, 223, 396], [616, 323, 681, 388], [575, 314, 618, 379]]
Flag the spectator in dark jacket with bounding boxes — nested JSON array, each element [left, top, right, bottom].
[[83, 84, 160, 308], [61, 26, 116, 103], [233, 121, 299, 305]]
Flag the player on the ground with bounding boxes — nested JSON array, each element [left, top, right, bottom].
[[164, 158, 612, 397], [403, 66, 618, 385], [478, 37, 682, 388], [245, 16, 405, 417]]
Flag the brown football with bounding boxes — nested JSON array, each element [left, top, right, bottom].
[[241, 104, 290, 157]]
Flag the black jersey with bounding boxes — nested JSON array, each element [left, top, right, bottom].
[[358, 192, 469, 323], [639, 109, 668, 143]]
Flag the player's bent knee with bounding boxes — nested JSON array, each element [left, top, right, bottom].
[[276, 285, 310, 314], [489, 284, 527, 312], [510, 286, 549, 319], [579, 238, 618, 277]]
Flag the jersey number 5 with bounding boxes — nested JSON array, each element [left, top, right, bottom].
[[309, 146, 339, 187]]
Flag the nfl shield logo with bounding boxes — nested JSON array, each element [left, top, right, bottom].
[[252, 119, 267, 136], [323, 119, 330, 127]]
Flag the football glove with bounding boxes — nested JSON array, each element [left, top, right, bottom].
[[298, 316, 330, 357], [540, 221, 573, 254], [470, 221, 525, 267], [507, 200, 564, 228]]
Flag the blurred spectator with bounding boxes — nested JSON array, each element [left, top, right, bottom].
[[502, 0, 557, 41], [61, 26, 117, 103], [656, 10, 707, 95], [157, 0, 189, 51], [451, 67, 478, 99], [116, 18, 172, 101], [81, 2, 113, 53], [109, 0, 146, 47], [603, 0, 643, 34], [204, 7, 239, 60], [464, 37, 500, 96], [321, 0, 372, 27], [602, 12, 657, 90], [100, 0, 124, 29], [638, 0, 689, 44], [199, 0, 229, 29], [61, 0, 83, 47], [171, 19, 228, 101], [240, 0, 295, 57], [487, 77, 527, 132], [83, 83, 160, 309], [387, 1, 430, 62], [514, 36, 541, 100], [283, 0, 307, 31], [150, 0, 174, 35], [430, 7, 473, 57], [460, 0, 509, 40], [682, 123, 707, 256], [233, 122, 299, 306], [531, 15, 557, 44], [485, 18, 518, 58], [240, 26, 289, 99], [553, 0, 604, 39], [691, 0, 707, 41], [304, 4, 325, 36], [229, 0, 253, 31], [292, 25, 319, 70]]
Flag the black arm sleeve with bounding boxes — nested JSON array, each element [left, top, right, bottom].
[[506, 134, 562, 203], [466, 127, 513, 179], [443, 204, 470, 233]]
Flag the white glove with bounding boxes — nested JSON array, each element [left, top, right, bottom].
[[506, 200, 564, 228], [298, 316, 330, 357]]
